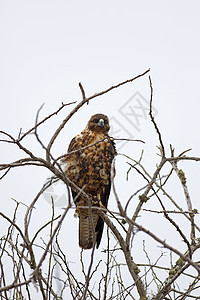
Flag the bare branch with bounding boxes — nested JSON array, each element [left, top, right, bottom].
[[149, 75, 165, 157]]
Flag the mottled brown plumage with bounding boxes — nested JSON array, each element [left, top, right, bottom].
[[63, 114, 116, 249]]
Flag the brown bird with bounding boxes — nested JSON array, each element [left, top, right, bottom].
[[63, 114, 116, 249]]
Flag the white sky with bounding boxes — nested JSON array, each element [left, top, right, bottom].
[[0, 0, 200, 298]]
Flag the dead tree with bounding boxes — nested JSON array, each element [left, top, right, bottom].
[[1, 69, 200, 299]]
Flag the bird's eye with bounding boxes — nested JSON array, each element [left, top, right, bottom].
[[93, 119, 98, 123]]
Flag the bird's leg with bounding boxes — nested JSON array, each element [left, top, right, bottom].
[[90, 195, 99, 207], [91, 193, 104, 209]]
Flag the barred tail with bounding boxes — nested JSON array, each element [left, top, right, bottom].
[[79, 209, 99, 249]]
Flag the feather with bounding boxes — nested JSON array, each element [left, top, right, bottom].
[[64, 114, 116, 249]]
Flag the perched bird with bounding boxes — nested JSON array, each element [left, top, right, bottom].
[[63, 114, 116, 249]]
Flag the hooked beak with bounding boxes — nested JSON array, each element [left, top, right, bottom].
[[97, 118, 104, 127]]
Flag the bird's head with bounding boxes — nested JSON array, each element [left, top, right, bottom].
[[87, 114, 110, 133]]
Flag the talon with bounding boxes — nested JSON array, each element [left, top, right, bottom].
[[99, 201, 104, 208], [97, 193, 105, 208], [91, 195, 100, 206]]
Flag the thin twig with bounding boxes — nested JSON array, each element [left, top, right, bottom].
[[149, 75, 165, 157]]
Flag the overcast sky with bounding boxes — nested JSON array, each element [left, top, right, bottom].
[[0, 0, 200, 297]]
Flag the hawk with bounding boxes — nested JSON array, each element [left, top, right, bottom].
[[63, 114, 116, 249]]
